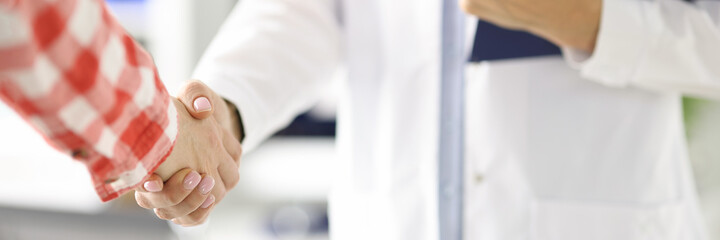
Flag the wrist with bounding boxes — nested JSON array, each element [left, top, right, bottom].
[[155, 153, 178, 181], [154, 99, 187, 181], [223, 99, 243, 142]]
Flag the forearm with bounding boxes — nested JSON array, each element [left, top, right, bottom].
[[526, 0, 601, 53], [0, 0, 177, 201], [460, 0, 602, 53]]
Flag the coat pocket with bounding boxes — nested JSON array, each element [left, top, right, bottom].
[[530, 198, 688, 240]]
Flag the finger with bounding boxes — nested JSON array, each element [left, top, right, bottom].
[[136, 169, 201, 209], [136, 174, 163, 193], [172, 195, 215, 227], [218, 155, 240, 190], [177, 80, 215, 120], [221, 128, 242, 165], [153, 175, 215, 220], [172, 180, 226, 226]]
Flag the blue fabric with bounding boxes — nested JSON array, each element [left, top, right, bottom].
[[439, 0, 466, 240], [469, 20, 561, 62]]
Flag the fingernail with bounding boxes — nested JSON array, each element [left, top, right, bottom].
[[200, 195, 215, 209], [198, 176, 215, 195], [193, 97, 211, 112], [144, 180, 162, 192], [183, 171, 201, 190]]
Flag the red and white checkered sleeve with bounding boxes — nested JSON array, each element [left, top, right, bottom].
[[0, 0, 178, 202]]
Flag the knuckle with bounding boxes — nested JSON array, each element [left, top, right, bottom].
[[135, 193, 152, 209], [187, 213, 207, 224], [184, 81, 207, 96], [183, 80, 203, 90], [171, 219, 182, 226], [228, 173, 240, 189], [166, 193, 184, 206], [216, 189, 227, 201], [228, 179, 239, 189], [178, 81, 208, 101], [154, 208, 173, 220], [232, 144, 243, 163], [206, 132, 221, 147]]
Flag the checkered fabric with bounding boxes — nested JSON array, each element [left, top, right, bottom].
[[0, 0, 177, 202]]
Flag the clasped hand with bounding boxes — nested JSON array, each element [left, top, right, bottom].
[[135, 81, 241, 226]]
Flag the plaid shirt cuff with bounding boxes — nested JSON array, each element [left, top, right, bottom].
[[0, 0, 178, 201]]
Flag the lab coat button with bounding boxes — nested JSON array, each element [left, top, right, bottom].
[[474, 174, 484, 184]]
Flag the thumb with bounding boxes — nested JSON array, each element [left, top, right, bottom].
[[177, 81, 215, 120], [137, 173, 164, 193]]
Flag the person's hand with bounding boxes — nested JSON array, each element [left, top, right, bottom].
[[175, 81, 242, 143], [459, 0, 602, 52], [134, 91, 242, 226], [135, 81, 243, 226]]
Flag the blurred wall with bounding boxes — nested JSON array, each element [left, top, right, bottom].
[[146, 0, 238, 94], [686, 98, 720, 239]]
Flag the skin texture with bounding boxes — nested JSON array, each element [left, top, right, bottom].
[[459, 0, 602, 53], [175, 81, 242, 143], [135, 81, 243, 226]]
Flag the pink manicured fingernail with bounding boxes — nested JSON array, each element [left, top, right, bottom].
[[193, 97, 212, 112], [183, 171, 201, 190], [144, 180, 162, 192], [198, 176, 215, 195], [200, 195, 215, 209]]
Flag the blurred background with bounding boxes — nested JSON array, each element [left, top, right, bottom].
[[0, 0, 719, 239]]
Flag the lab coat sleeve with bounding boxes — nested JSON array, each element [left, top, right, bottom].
[[192, 0, 341, 152], [563, 0, 720, 99]]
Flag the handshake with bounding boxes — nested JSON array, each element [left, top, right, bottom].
[[134, 81, 242, 226]]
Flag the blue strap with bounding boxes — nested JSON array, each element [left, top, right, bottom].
[[439, 0, 465, 240]]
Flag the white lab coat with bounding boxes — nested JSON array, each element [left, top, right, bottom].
[[192, 0, 720, 239]]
